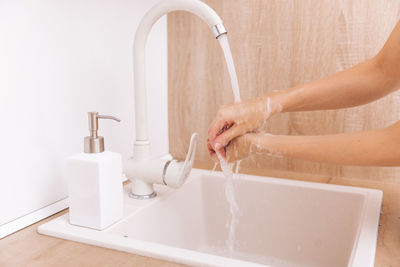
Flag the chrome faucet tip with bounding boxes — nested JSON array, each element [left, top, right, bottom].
[[212, 23, 227, 38]]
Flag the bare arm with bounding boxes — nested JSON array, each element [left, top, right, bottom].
[[227, 121, 400, 166], [273, 20, 400, 112], [208, 21, 400, 159], [273, 24, 400, 112]]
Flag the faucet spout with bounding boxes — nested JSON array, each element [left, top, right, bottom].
[[133, 0, 226, 159], [127, 0, 227, 198]]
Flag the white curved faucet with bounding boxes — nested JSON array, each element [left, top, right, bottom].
[[125, 0, 227, 199]]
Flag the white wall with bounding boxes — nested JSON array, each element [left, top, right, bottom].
[[0, 0, 168, 232]]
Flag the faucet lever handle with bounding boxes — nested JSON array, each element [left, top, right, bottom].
[[182, 132, 198, 176], [163, 133, 198, 188]]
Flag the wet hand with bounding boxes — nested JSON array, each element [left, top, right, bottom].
[[207, 134, 254, 163], [224, 134, 255, 163], [207, 95, 281, 158]]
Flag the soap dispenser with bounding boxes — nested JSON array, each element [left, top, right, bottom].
[[67, 111, 123, 230]]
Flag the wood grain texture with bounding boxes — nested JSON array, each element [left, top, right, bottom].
[[0, 209, 184, 267], [168, 0, 400, 182]]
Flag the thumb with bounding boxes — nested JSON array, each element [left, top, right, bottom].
[[214, 125, 244, 150]]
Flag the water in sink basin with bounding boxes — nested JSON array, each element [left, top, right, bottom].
[[108, 172, 367, 267]]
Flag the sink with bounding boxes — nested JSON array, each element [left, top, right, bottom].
[[38, 168, 382, 267]]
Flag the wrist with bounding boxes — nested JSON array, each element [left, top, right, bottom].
[[247, 132, 272, 152], [248, 133, 285, 158], [261, 92, 285, 118]]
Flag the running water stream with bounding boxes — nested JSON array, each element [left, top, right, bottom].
[[218, 34, 241, 103], [216, 33, 241, 255], [216, 151, 238, 255]]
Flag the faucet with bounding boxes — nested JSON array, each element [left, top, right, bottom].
[[125, 0, 227, 199]]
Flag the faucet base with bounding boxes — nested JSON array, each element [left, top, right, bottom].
[[128, 191, 157, 199], [129, 179, 157, 200]]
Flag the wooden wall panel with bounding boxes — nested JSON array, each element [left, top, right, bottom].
[[168, 0, 400, 182]]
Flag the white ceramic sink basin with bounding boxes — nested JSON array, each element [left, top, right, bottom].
[[38, 169, 382, 267]]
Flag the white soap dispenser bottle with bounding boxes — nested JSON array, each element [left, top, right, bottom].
[[67, 111, 123, 230]]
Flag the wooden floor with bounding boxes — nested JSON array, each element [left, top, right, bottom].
[[1, 167, 400, 267]]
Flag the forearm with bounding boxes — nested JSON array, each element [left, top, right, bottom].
[[251, 122, 400, 166], [268, 58, 396, 113], [266, 21, 400, 114], [207, 21, 400, 161]]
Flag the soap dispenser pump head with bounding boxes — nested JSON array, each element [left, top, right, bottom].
[[84, 111, 120, 153]]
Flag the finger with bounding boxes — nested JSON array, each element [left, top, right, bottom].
[[210, 142, 225, 159], [214, 125, 245, 150], [226, 140, 240, 163], [208, 117, 232, 143], [207, 141, 214, 154], [215, 146, 226, 159], [207, 141, 219, 162], [210, 140, 227, 160]]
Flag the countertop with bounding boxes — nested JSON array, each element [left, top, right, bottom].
[[1, 168, 400, 267]]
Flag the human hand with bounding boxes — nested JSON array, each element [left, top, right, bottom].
[[224, 133, 255, 163], [209, 132, 275, 163], [207, 95, 282, 159], [207, 132, 255, 162]]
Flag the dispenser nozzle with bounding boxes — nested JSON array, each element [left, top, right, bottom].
[[84, 111, 120, 153]]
